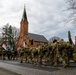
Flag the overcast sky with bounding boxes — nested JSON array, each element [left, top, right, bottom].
[[0, 0, 76, 42]]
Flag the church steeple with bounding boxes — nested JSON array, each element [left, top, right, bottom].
[[20, 5, 28, 37], [18, 6, 29, 47], [22, 6, 27, 20]]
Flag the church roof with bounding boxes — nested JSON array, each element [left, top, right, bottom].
[[26, 33, 48, 42], [22, 6, 27, 20]]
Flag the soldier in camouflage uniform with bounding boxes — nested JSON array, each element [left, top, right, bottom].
[[0, 50, 2, 58], [11, 50, 15, 60], [48, 43, 55, 66], [63, 42, 74, 66], [52, 42, 59, 67], [0, 45, 3, 58], [52, 39, 73, 68], [17, 46, 24, 63], [52, 40, 68, 67], [24, 48, 32, 63], [37, 44, 51, 66], [2, 49, 7, 60], [31, 47, 39, 65], [58, 40, 68, 67], [19, 47, 24, 63], [7, 49, 12, 60], [42, 44, 50, 66], [37, 44, 43, 66]]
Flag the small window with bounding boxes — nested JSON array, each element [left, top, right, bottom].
[[31, 39, 33, 45], [21, 37, 22, 38]]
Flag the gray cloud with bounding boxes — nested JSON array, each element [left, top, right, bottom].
[[0, 0, 75, 42]]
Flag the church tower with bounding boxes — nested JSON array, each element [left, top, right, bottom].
[[20, 6, 28, 36], [18, 6, 29, 47]]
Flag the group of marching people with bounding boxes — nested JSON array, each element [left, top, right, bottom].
[[17, 39, 75, 68], [0, 39, 75, 68], [1, 49, 18, 60], [0, 49, 18, 60]]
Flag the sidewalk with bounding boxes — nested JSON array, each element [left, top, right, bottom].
[[0, 67, 21, 75]]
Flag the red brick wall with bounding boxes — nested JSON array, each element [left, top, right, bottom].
[[18, 19, 29, 47], [18, 35, 30, 47], [20, 19, 28, 35], [33, 41, 47, 46]]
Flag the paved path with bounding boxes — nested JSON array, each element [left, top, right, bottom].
[[0, 60, 76, 75]]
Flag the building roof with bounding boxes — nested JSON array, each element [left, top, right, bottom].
[[22, 6, 27, 20], [26, 33, 48, 42]]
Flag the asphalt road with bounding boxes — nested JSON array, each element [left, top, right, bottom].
[[0, 59, 76, 75], [0, 67, 21, 75]]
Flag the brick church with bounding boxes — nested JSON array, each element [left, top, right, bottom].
[[18, 7, 48, 47]]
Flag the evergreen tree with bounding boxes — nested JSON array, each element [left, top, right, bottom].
[[2, 23, 13, 50], [68, 31, 73, 44], [2, 24, 9, 43], [2, 23, 19, 50]]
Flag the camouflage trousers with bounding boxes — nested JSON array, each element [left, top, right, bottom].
[[20, 52, 24, 63], [53, 54, 69, 68]]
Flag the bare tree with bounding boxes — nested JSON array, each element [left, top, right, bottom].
[[49, 36, 61, 43], [66, 0, 76, 23]]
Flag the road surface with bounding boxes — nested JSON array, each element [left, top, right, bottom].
[[0, 59, 76, 75]]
